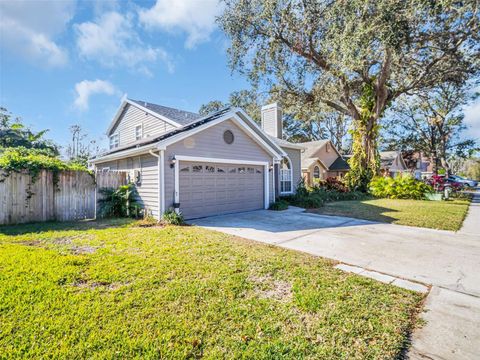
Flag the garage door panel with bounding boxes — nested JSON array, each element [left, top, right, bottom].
[[179, 161, 265, 219]]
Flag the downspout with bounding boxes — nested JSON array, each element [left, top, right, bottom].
[[149, 149, 164, 221], [272, 157, 276, 202]]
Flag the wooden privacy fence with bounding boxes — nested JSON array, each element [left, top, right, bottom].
[[0, 170, 127, 225]]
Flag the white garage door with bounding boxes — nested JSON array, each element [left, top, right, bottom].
[[179, 161, 265, 219]]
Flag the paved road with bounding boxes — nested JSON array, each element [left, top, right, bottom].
[[192, 198, 480, 360]]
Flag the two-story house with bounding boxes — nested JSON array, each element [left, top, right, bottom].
[[90, 100, 302, 220]]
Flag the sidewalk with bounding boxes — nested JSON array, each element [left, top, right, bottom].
[[458, 189, 479, 235]]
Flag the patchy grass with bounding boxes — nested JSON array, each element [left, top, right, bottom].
[[0, 220, 424, 359], [311, 198, 470, 231]]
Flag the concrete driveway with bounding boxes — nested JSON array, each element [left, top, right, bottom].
[[191, 202, 480, 360]]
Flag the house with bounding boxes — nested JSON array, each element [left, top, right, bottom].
[[402, 151, 434, 179], [90, 100, 302, 220], [379, 151, 408, 177], [301, 140, 350, 185]]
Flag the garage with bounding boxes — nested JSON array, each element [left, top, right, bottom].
[[178, 161, 266, 219]]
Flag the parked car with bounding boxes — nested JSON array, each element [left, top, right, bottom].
[[448, 175, 478, 188]]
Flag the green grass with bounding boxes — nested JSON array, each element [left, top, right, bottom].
[[312, 198, 470, 231], [0, 220, 424, 359]]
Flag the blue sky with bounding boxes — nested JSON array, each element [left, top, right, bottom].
[[1, 0, 479, 153], [0, 0, 249, 151]]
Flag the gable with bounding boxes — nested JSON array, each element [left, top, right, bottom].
[[110, 104, 177, 146], [164, 119, 272, 162], [309, 141, 339, 168]]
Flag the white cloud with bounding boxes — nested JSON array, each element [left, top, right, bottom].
[[0, 0, 74, 67], [74, 80, 117, 111], [75, 11, 174, 73], [139, 0, 222, 48], [463, 99, 480, 140]]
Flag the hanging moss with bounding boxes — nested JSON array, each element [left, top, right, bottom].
[[345, 82, 380, 192]]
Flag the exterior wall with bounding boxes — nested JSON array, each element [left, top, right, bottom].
[[283, 147, 302, 193], [95, 153, 159, 217], [110, 104, 177, 147], [164, 119, 274, 210], [303, 161, 329, 186], [326, 170, 348, 179], [310, 141, 340, 168]]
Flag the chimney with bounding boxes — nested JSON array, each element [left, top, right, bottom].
[[261, 102, 283, 139]]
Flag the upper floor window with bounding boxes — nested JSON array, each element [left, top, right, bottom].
[[109, 133, 119, 149], [313, 166, 320, 179], [135, 124, 143, 141], [326, 142, 331, 152]]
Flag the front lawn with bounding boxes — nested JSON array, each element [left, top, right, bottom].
[[0, 220, 423, 359], [311, 198, 470, 231]]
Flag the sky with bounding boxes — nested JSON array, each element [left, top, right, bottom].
[[0, 0, 249, 151], [1, 0, 479, 153]]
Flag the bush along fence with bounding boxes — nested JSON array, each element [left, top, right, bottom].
[[0, 170, 127, 225]]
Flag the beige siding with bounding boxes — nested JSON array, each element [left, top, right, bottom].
[[110, 104, 177, 147], [96, 153, 159, 217], [311, 141, 338, 168], [283, 147, 302, 192], [164, 119, 274, 210]]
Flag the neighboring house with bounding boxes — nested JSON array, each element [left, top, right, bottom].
[[90, 100, 302, 220], [379, 151, 408, 177], [301, 140, 350, 185], [402, 151, 434, 179]]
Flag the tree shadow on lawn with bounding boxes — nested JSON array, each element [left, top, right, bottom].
[[0, 218, 135, 236], [310, 201, 399, 224]]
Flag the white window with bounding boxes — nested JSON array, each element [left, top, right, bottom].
[[313, 166, 320, 179], [109, 133, 119, 149], [135, 124, 143, 140], [280, 158, 293, 194]]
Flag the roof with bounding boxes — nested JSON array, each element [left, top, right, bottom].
[[130, 99, 201, 126], [301, 158, 327, 170], [301, 140, 330, 159], [267, 135, 305, 150], [94, 107, 232, 158], [328, 156, 350, 170], [380, 151, 400, 167]]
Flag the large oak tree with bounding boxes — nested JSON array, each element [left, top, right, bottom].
[[219, 0, 479, 189]]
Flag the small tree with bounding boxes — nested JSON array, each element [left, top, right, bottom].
[[0, 107, 58, 156], [65, 124, 102, 167]]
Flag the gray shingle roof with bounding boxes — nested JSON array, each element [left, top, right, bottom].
[[328, 156, 350, 170], [130, 99, 201, 125], [94, 107, 232, 159]]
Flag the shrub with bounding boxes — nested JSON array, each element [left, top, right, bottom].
[[98, 184, 141, 218], [269, 199, 289, 211], [369, 175, 433, 200], [316, 177, 349, 192], [284, 177, 370, 209], [162, 209, 185, 225]]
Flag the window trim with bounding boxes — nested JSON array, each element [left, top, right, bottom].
[[135, 124, 143, 141], [279, 157, 293, 195], [109, 133, 119, 149], [313, 165, 320, 179]]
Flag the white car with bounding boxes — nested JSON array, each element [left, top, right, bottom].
[[448, 175, 478, 188]]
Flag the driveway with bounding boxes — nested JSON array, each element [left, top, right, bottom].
[[191, 202, 480, 360]]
